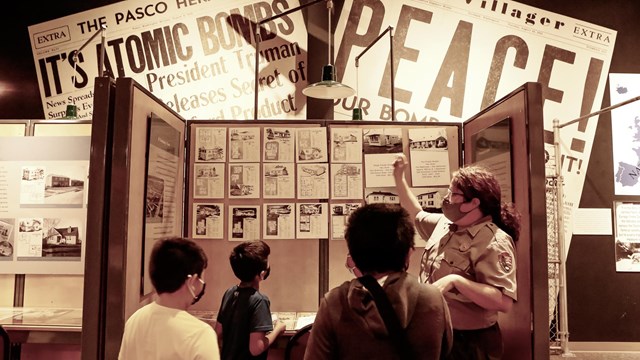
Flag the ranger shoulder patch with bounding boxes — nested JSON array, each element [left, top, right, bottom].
[[498, 252, 513, 272]]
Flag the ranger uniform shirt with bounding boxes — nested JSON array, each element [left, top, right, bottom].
[[415, 212, 517, 330]]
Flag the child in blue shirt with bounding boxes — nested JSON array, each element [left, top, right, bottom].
[[215, 240, 286, 360]]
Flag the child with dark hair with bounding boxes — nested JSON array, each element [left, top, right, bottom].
[[305, 203, 452, 360], [119, 237, 218, 360], [215, 240, 286, 360]]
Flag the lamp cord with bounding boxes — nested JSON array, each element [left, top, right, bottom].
[[327, 0, 333, 65], [72, 52, 78, 104], [356, 66, 359, 98]]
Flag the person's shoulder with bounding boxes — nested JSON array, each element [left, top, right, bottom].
[[253, 289, 270, 301], [126, 302, 153, 320], [417, 281, 444, 299], [223, 284, 239, 294], [472, 220, 512, 243], [486, 224, 515, 249], [176, 311, 218, 340], [182, 311, 212, 325], [393, 275, 447, 321], [323, 280, 353, 303], [400, 274, 441, 298], [220, 285, 241, 300]]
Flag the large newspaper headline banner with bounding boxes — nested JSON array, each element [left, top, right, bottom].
[[29, 0, 308, 120], [332, 0, 616, 255], [29, 0, 616, 250]]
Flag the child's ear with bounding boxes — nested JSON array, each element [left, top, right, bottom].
[[186, 274, 196, 285]]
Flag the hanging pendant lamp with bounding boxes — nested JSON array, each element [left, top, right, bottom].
[[302, 0, 355, 100]]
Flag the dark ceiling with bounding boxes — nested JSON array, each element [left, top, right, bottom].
[[0, 1, 122, 119]]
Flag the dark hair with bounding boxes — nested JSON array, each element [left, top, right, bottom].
[[229, 240, 270, 282], [452, 166, 521, 240], [345, 203, 415, 273], [149, 237, 208, 294]]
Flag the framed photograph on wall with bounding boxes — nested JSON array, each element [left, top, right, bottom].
[[613, 201, 640, 272]]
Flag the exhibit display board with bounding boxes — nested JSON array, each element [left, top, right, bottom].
[[0, 136, 90, 274], [185, 122, 461, 242], [183, 120, 462, 314]]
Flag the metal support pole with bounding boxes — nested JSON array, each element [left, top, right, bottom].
[[553, 119, 574, 357], [354, 26, 395, 120], [72, 25, 107, 77], [99, 26, 106, 77], [253, 31, 261, 120], [389, 26, 395, 121]]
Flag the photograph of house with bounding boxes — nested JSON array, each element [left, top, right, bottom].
[[416, 189, 445, 210], [198, 146, 224, 161], [363, 128, 403, 154], [41, 221, 82, 258], [42, 165, 87, 205], [365, 190, 399, 204], [22, 167, 45, 181]]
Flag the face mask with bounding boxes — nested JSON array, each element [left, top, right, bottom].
[[441, 198, 469, 223], [188, 277, 206, 305], [345, 255, 358, 276]]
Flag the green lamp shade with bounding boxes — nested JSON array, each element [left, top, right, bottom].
[[61, 104, 79, 119], [302, 65, 355, 100], [352, 107, 363, 120]]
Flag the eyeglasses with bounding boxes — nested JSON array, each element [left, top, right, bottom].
[[445, 188, 465, 200]]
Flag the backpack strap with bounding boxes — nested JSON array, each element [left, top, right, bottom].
[[358, 275, 412, 360]]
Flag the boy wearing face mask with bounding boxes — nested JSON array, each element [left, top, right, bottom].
[[215, 240, 286, 360], [393, 155, 520, 360], [119, 237, 219, 360]]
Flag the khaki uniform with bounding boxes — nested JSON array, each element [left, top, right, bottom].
[[415, 212, 517, 330]]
